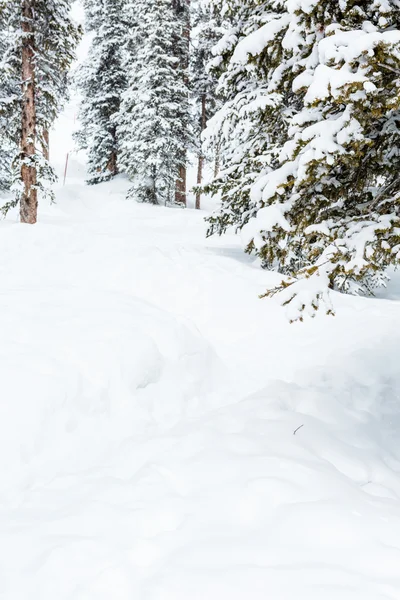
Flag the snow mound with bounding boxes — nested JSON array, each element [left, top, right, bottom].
[[0, 287, 222, 503], [2, 338, 400, 600]]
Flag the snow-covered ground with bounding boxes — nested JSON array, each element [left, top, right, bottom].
[[2, 94, 400, 599]]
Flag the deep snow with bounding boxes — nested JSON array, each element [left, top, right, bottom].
[[1, 91, 400, 599]]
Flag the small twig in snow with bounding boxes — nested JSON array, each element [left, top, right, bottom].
[[293, 424, 304, 436]]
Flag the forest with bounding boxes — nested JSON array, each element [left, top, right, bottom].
[[1, 0, 400, 317], [1, 2, 400, 599]]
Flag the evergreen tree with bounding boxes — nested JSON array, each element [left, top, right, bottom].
[[203, 0, 294, 234], [0, 0, 81, 222], [241, 0, 400, 320], [0, 31, 19, 192], [36, 0, 82, 160], [191, 0, 222, 209], [206, 0, 400, 320], [82, 0, 103, 32], [75, 0, 126, 184], [118, 0, 193, 206], [172, 0, 191, 206]]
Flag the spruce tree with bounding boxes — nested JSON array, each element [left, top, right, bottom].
[[118, 0, 193, 206], [240, 0, 400, 320], [0, 31, 19, 192], [206, 0, 400, 320], [82, 0, 103, 32], [172, 0, 191, 206], [0, 0, 81, 222], [203, 0, 294, 234], [36, 0, 82, 162], [191, 0, 221, 209], [75, 0, 126, 184]]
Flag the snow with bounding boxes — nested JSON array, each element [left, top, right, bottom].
[[2, 97, 400, 600], [232, 15, 291, 64]]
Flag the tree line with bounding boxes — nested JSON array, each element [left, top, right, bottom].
[[1, 0, 400, 316], [0, 0, 80, 223], [0, 0, 220, 222]]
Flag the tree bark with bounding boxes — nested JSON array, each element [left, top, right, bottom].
[[20, 0, 37, 224], [107, 151, 118, 177], [195, 93, 207, 210], [43, 128, 49, 161], [175, 165, 187, 206], [214, 138, 221, 179], [107, 127, 118, 176]]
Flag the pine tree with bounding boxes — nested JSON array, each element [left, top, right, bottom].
[[0, 31, 19, 192], [36, 0, 82, 164], [0, 0, 81, 222], [118, 0, 193, 206], [240, 0, 400, 320], [82, 0, 103, 32], [172, 0, 191, 206], [203, 0, 294, 234], [75, 0, 126, 184], [206, 0, 400, 320], [191, 0, 221, 209]]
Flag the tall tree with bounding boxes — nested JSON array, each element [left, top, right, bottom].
[[20, 0, 37, 223], [203, 0, 294, 234], [0, 29, 19, 192], [191, 0, 221, 209], [75, 0, 126, 184], [172, 0, 191, 206], [0, 0, 81, 222], [118, 0, 193, 206]]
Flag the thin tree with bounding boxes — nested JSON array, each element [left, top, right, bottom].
[[173, 0, 191, 206], [118, 0, 193, 206], [191, 1, 221, 209], [75, 0, 126, 184], [20, 0, 37, 223]]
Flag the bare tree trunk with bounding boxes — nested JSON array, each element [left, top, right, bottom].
[[20, 0, 37, 224], [43, 128, 49, 161], [195, 93, 207, 210]]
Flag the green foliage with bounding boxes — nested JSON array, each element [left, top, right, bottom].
[[205, 0, 400, 319]]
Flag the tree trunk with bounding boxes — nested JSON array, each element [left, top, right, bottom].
[[175, 165, 187, 206], [107, 150, 118, 177], [214, 138, 221, 178], [43, 128, 49, 161], [195, 93, 207, 210], [20, 0, 37, 224], [107, 127, 118, 177]]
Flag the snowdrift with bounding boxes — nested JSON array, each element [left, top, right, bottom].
[[1, 97, 400, 599]]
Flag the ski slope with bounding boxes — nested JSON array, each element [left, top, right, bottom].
[[1, 99, 400, 599]]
